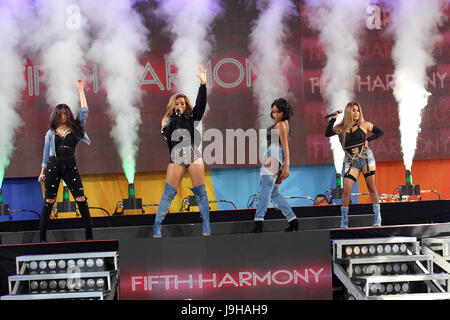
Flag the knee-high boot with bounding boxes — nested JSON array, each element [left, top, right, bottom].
[[76, 200, 94, 240], [153, 183, 177, 238], [341, 206, 349, 228], [39, 201, 55, 242], [373, 203, 381, 227], [191, 184, 211, 236]]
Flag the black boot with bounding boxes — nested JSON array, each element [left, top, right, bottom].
[[39, 201, 54, 242], [252, 221, 263, 233], [76, 200, 94, 240], [284, 219, 299, 232]]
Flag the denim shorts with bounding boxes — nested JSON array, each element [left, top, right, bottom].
[[344, 148, 376, 172], [260, 144, 284, 176]]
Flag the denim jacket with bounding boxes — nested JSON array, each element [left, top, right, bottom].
[[41, 107, 91, 168]]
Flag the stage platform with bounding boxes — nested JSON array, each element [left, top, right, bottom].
[[0, 200, 449, 300], [0, 200, 449, 244]]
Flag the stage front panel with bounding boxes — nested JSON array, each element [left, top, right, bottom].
[[119, 230, 332, 300]]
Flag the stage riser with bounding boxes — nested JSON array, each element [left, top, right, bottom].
[[0, 215, 375, 245]]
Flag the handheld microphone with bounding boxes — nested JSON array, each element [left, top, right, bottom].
[[175, 109, 181, 116], [324, 110, 342, 119]]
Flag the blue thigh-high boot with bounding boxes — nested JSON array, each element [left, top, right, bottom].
[[153, 183, 177, 238], [191, 184, 211, 236], [253, 173, 277, 232], [271, 184, 299, 231], [341, 206, 349, 228], [373, 203, 381, 227]]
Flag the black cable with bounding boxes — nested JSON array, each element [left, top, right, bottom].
[[88, 206, 111, 216]]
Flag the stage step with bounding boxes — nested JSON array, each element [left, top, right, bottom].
[[332, 237, 450, 300], [1, 291, 108, 300], [422, 237, 450, 259], [7, 271, 116, 294], [1, 251, 119, 300], [15, 251, 118, 275], [370, 292, 450, 300], [332, 237, 420, 260], [338, 255, 433, 277]]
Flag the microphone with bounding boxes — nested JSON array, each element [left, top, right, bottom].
[[175, 109, 181, 116], [324, 110, 342, 119]]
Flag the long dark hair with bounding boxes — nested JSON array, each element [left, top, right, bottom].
[[270, 98, 293, 121], [49, 104, 84, 139]]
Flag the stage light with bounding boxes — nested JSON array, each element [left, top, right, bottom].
[[95, 258, 104, 268], [394, 283, 401, 293], [378, 265, 385, 274], [386, 284, 393, 293], [369, 246, 376, 255], [29, 261, 38, 271], [30, 281, 38, 290], [96, 278, 105, 288], [87, 279, 95, 288], [345, 246, 352, 256], [76, 259, 85, 268], [58, 260, 66, 269], [392, 244, 399, 254], [49, 280, 57, 290], [384, 245, 391, 254], [39, 261, 47, 270], [400, 244, 407, 253], [353, 246, 361, 255], [59, 280, 67, 289], [377, 245, 383, 254], [393, 264, 400, 273], [39, 281, 48, 290], [48, 260, 56, 270], [67, 259, 76, 268], [386, 264, 393, 273], [379, 284, 385, 294], [370, 284, 378, 294], [361, 246, 368, 255], [86, 259, 94, 268], [401, 263, 408, 273], [402, 283, 409, 292], [354, 266, 361, 275]]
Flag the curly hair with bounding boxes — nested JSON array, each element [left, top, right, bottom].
[[49, 104, 84, 139], [270, 98, 293, 121], [165, 93, 193, 119]]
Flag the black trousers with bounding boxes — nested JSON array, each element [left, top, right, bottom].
[[39, 156, 93, 241]]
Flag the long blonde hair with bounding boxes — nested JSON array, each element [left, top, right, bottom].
[[165, 93, 193, 118], [333, 101, 365, 144]]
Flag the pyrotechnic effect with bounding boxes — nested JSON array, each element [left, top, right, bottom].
[[304, 0, 368, 175]]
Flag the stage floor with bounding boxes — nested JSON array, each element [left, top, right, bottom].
[[0, 200, 448, 245]]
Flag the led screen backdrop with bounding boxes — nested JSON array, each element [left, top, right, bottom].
[[5, 1, 449, 179], [119, 230, 332, 300]]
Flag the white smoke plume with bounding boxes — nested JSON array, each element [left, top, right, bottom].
[[304, 0, 368, 174], [0, 0, 34, 186], [33, 0, 89, 114], [389, 0, 446, 171], [156, 0, 222, 108], [249, 0, 297, 132], [80, 0, 149, 183]]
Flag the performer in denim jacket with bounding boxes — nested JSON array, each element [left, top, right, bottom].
[[38, 80, 93, 242], [153, 66, 211, 238], [252, 98, 299, 233]]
